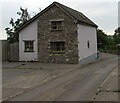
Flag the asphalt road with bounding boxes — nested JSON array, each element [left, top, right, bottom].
[[6, 54, 118, 101]]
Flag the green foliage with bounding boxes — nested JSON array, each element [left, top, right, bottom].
[[97, 27, 120, 52], [97, 29, 115, 50], [113, 27, 120, 45], [5, 7, 30, 43], [97, 29, 108, 49]]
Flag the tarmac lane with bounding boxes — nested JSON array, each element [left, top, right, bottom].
[[4, 54, 118, 101]]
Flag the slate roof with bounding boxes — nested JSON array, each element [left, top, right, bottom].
[[56, 2, 98, 27], [17, 2, 98, 32]]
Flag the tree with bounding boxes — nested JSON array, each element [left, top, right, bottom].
[[97, 29, 109, 50], [107, 35, 114, 45], [5, 7, 30, 43], [113, 27, 120, 45]]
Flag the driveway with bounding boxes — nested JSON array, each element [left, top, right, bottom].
[[2, 53, 118, 101]]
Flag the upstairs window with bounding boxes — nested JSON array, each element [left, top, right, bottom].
[[50, 41, 65, 53], [24, 41, 34, 52], [51, 21, 62, 31]]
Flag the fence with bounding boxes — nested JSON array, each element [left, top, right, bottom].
[[8, 42, 19, 61], [99, 45, 120, 55], [99, 50, 120, 55]]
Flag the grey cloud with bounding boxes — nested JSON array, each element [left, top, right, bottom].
[[0, 1, 118, 39]]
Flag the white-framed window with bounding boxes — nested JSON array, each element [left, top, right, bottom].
[[24, 40, 34, 52]]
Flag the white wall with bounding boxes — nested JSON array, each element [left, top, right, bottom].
[[77, 24, 97, 61], [19, 20, 38, 61]]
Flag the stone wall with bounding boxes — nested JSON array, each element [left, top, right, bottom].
[[37, 5, 78, 64]]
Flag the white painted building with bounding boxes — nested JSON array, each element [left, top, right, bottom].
[[19, 20, 38, 61], [17, 2, 98, 63], [77, 24, 97, 63]]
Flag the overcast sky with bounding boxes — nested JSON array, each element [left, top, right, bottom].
[[0, 0, 119, 39]]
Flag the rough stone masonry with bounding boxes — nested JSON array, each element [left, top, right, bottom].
[[37, 5, 78, 64]]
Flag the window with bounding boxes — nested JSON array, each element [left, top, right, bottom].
[[50, 42, 65, 52], [24, 41, 34, 52], [87, 40, 90, 48], [51, 21, 62, 31]]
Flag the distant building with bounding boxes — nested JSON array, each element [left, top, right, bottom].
[[17, 2, 98, 64]]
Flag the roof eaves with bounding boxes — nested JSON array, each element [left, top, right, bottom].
[[77, 21, 98, 28]]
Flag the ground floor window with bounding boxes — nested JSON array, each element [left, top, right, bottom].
[[50, 41, 65, 53], [24, 41, 34, 52]]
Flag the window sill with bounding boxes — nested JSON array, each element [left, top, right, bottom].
[[51, 51, 65, 54], [24, 51, 34, 52], [51, 29, 62, 32]]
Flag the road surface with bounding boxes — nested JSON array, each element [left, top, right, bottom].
[[5, 53, 118, 101]]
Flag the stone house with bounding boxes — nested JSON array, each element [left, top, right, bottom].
[[17, 2, 98, 64]]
